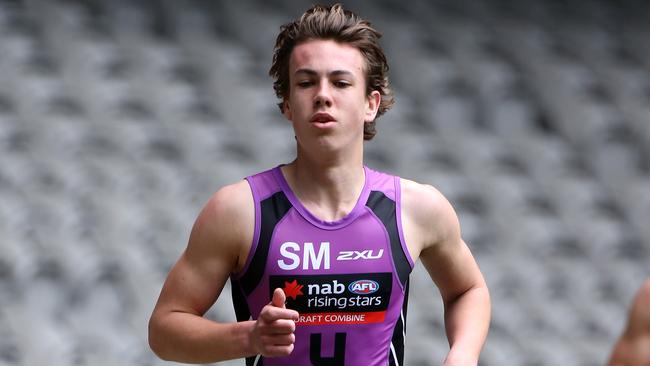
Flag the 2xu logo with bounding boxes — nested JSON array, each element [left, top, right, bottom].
[[277, 241, 384, 271]]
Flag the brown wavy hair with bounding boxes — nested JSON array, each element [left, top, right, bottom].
[[269, 3, 394, 140]]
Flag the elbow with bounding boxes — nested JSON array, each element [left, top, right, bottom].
[[444, 282, 490, 310], [442, 283, 492, 332], [471, 282, 491, 309], [148, 315, 173, 361]]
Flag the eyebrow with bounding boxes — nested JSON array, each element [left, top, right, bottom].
[[294, 69, 355, 78]]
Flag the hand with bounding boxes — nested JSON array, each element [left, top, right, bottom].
[[250, 288, 299, 357]]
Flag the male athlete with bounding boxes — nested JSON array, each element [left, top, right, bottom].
[[149, 4, 491, 365], [608, 278, 650, 366]]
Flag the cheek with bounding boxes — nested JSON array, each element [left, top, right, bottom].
[[283, 102, 292, 120], [339, 89, 364, 107]]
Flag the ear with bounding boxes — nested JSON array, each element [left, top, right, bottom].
[[364, 90, 381, 123], [282, 99, 293, 121]]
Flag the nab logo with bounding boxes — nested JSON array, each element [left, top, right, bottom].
[[349, 280, 379, 295], [307, 280, 345, 295]]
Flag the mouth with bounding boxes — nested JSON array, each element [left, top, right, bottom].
[[310, 113, 336, 124]]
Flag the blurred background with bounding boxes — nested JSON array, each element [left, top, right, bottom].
[[0, 0, 649, 365]]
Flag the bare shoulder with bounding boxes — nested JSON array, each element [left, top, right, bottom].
[[149, 180, 254, 321], [201, 180, 253, 226], [400, 178, 485, 303], [400, 178, 460, 251], [187, 179, 254, 272], [400, 178, 452, 215]]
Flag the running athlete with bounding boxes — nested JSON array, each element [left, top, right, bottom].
[[608, 278, 650, 366], [148, 4, 490, 365]]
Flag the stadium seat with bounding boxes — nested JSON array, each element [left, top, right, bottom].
[[0, 1, 648, 365]]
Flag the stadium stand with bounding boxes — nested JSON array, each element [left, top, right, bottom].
[[0, 0, 648, 365]]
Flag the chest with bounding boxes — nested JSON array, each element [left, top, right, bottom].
[[265, 209, 394, 275]]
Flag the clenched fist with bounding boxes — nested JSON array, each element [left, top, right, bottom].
[[250, 288, 300, 357]]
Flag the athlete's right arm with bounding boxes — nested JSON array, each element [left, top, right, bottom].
[[148, 181, 299, 363], [607, 278, 650, 366]]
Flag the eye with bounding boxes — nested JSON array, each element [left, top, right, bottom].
[[297, 80, 314, 88], [334, 80, 351, 88]]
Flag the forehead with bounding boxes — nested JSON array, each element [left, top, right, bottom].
[[289, 39, 366, 77]]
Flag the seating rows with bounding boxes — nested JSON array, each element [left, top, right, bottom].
[[0, 0, 648, 365]]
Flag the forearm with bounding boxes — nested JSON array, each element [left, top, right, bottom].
[[149, 311, 256, 363], [443, 285, 491, 365]]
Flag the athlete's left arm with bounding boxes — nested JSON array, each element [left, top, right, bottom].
[[401, 180, 491, 366]]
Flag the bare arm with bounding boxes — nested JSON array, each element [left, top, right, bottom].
[[148, 181, 298, 363], [402, 180, 491, 366], [608, 278, 650, 366]]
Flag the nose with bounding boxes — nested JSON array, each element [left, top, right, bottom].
[[313, 81, 332, 108]]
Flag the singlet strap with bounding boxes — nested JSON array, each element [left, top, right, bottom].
[[366, 191, 412, 287]]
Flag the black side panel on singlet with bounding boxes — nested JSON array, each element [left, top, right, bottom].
[[230, 287, 264, 364], [366, 191, 411, 287], [233, 191, 291, 366], [388, 280, 409, 366], [231, 282, 250, 322], [244, 356, 262, 366], [238, 191, 292, 295]]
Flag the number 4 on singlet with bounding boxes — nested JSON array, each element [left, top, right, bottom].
[[309, 333, 346, 366]]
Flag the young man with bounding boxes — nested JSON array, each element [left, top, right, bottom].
[[608, 278, 650, 366], [149, 4, 490, 365]]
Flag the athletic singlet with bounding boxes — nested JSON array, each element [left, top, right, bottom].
[[231, 165, 414, 366]]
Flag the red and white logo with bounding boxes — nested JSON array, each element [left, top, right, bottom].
[[348, 280, 379, 295], [282, 279, 304, 300]]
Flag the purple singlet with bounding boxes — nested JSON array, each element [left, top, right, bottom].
[[231, 166, 414, 366]]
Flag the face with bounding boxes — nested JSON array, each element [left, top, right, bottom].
[[283, 39, 380, 154]]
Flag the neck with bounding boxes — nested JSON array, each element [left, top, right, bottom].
[[282, 149, 365, 222]]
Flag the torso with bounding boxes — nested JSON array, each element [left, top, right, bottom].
[[231, 165, 414, 366]]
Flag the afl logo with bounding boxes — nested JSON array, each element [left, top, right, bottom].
[[349, 280, 379, 295]]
